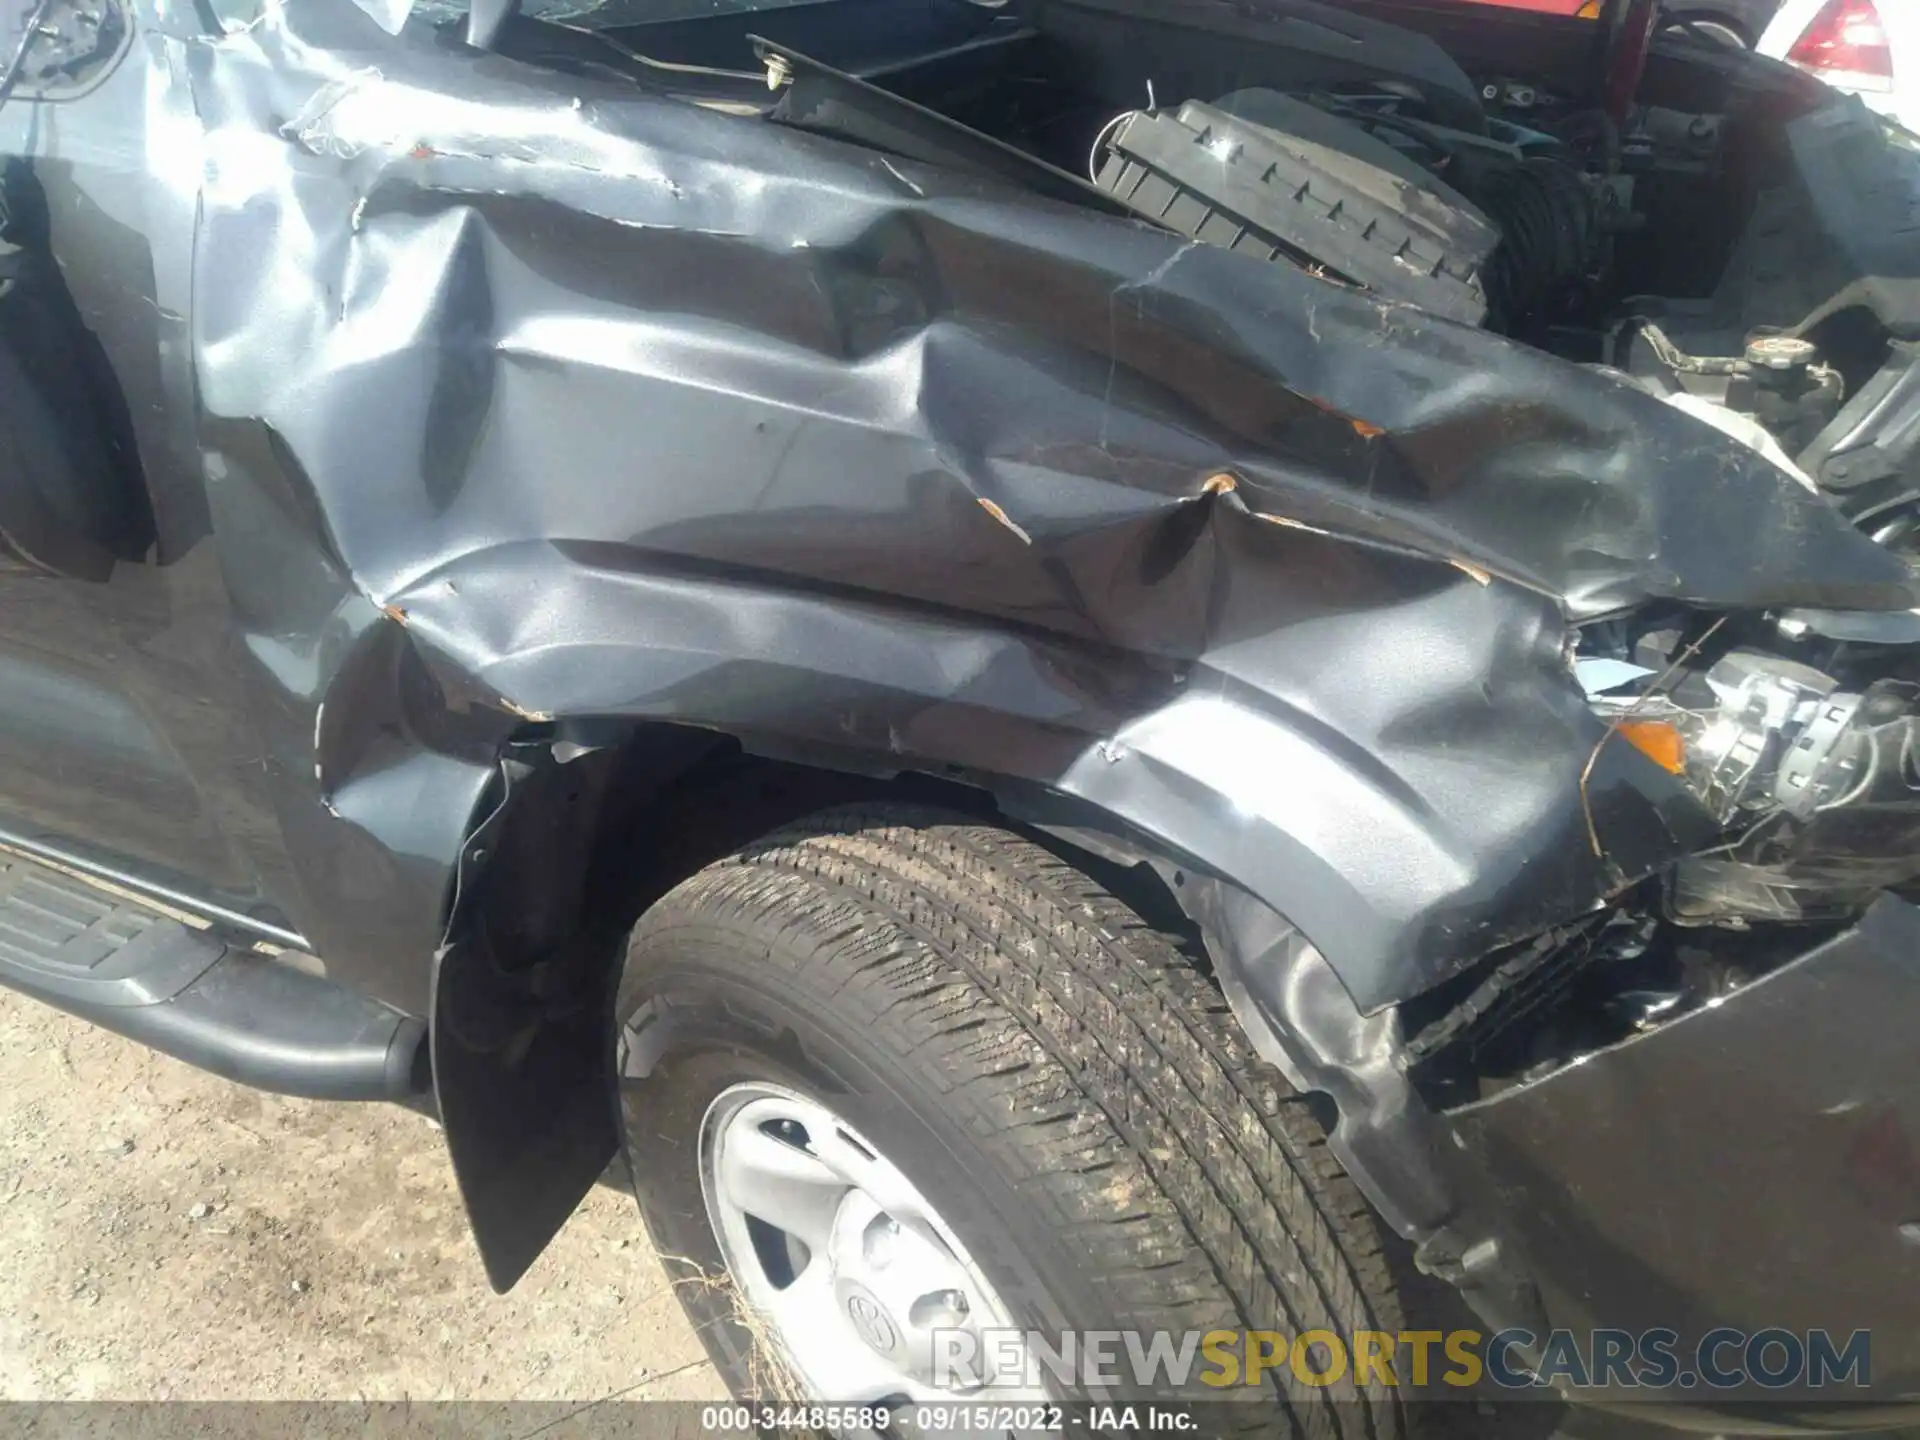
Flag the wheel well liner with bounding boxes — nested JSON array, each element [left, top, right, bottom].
[[430, 717, 1551, 1333], [430, 714, 1333, 1289], [433, 723, 1018, 1289]]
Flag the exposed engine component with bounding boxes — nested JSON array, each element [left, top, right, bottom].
[[1620, 316, 1848, 455], [751, 0, 1920, 562], [1617, 648, 1864, 823], [1805, 343, 1920, 553], [1091, 88, 1605, 329], [1091, 95, 1499, 325], [0, 0, 129, 102], [1586, 644, 1920, 926], [1469, 149, 1605, 325]]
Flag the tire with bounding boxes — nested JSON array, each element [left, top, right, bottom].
[[616, 806, 1413, 1439], [1663, 16, 1748, 45]]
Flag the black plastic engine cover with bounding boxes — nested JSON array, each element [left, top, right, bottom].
[[1787, 99, 1920, 339], [1094, 93, 1500, 326]]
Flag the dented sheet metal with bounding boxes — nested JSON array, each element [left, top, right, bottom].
[[7, 0, 1916, 1018]]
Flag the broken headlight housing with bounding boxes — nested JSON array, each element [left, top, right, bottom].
[[1583, 645, 1920, 924]]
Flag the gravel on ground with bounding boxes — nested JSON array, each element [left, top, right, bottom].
[[0, 988, 723, 1405]]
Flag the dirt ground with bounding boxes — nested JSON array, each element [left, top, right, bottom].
[[0, 987, 725, 1405], [0, 987, 1567, 1440]]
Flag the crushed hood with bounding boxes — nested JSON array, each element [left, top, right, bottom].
[[206, 0, 1914, 629]]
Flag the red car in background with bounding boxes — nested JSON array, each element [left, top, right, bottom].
[[1763, 0, 1913, 130], [1469, 0, 1602, 13], [1467, 0, 1782, 47]]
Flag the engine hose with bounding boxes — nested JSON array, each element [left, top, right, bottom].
[[0, 0, 54, 114], [1478, 158, 1595, 327]]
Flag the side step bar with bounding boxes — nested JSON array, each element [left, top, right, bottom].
[[0, 854, 427, 1101]]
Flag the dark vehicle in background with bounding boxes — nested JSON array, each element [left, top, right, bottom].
[[3, 0, 1920, 1431]]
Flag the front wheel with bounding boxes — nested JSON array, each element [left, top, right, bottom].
[[615, 807, 1415, 1438]]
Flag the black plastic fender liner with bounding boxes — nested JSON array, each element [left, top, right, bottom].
[[427, 752, 623, 1292], [1172, 870, 1550, 1343], [429, 734, 731, 1292]]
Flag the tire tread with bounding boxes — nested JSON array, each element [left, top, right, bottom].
[[631, 806, 1409, 1440]]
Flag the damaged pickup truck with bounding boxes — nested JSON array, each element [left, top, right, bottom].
[[5, 0, 1920, 1425]]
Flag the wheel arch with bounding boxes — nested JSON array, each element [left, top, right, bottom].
[[425, 707, 1390, 1292], [397, 556, 1659, 1295], [428, 720, 1089, 1291]]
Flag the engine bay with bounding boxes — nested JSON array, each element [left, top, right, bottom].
[[763, 5, 1681, 352], [486, 0, 1919, 507]]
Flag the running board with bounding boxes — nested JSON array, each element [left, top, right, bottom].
[[0, 854, 426, 1100]]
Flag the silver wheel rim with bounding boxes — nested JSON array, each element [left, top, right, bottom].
[[698, 1081, 1044, 1403]]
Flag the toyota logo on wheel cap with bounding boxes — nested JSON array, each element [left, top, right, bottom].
[[846, 1290, 899, 1355]]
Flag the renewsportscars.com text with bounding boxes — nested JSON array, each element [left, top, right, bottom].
[[932, 1328, 1873, 1393]]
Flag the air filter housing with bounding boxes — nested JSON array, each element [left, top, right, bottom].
[[1092, 93, 1501, 326]]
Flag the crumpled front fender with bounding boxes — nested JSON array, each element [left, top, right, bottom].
[[181, 0, 1872, 1014], [113, 0, 1920, 1289], [384, 526, 1705, 1012]]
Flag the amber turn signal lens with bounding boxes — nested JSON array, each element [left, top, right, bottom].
[[1614, 719, 1685, 774]]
